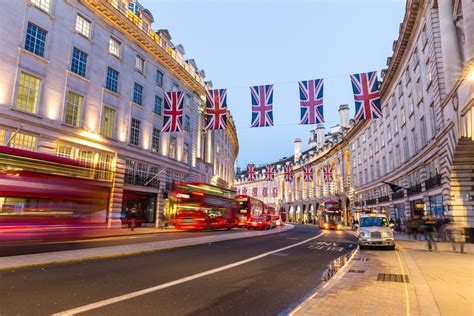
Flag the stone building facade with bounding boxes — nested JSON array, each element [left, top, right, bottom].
[[0, 0, 238, 226]]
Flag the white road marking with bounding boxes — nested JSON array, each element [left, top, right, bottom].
[[53, 233, 324, 315]]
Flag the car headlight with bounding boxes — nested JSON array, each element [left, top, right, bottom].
[[360, 232, 365, 237], [385, 230, 393, 237]]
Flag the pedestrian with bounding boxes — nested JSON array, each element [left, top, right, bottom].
[[129, 207, 137, 231], [396, 218, 401, 232], [407, 217, 418, 241], [419, 216, 438, 252], [447, 220, 466, 253]]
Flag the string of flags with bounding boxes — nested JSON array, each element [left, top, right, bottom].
[[244, 163, 334, 184], [161, 71, 382, 133]]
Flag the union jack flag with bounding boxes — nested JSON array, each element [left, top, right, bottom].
[[205, 89, 228, 130], [272, 187, 278, 197], [298, 79, 324, 124], [350, 71, 382, 120], [250, 84, 274, 127], [247, 164, 256, 181], [284, 164, 294, 182], [262, 187, 268, 197], [303, 165, 314, 182], [242, 187, 248, 195], [252, 187, 258, 197], [323, 164, 333, 183], [265, 164, 275, 181], [162, 91, 184, 132]]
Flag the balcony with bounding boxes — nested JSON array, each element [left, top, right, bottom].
[[407, 183, 422, 196], [391, 190, 405, 200], [378, 195, 390, 203], [366, 198, 377, 205], [425, 174, 442, 191]]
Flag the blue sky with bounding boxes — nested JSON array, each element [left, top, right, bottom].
[[141, 0, 405, 168]]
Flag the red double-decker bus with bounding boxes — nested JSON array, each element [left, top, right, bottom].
[[172, 182, 239, 230], [235, 195, 265, 227], [318, 200, 342, 230]]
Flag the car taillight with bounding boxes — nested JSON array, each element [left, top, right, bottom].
[[257, 221, 262, 224]]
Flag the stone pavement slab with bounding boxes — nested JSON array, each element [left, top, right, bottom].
[[0, 224, 294, 271]]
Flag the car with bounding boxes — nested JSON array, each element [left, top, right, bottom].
[[263, 214, 276, 228], [272, 215, 283, 226], [246, 216, 271, 230], [357, 214, 395, 250]]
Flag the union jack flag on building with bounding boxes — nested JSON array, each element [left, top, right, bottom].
[[298, 79, 324, 124], [323, 164, 333, 183], [252, 187, 258, 197], [163, 91, 184, 132], [265, 164, 275, 181], [242, 187, 248, 195], [247, 164, 256, 181], [250, 84, 274, 127], [350, 71, 383, 120], [284, 164, 294, 182], [205, 89, 228, 130], [272, 187, 278, 197], [262, 187, 268, 197], [303, 165, 314, 182]]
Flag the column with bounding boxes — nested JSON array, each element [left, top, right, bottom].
[[438, 0, 463, 92], [462, 0, 474, 61]]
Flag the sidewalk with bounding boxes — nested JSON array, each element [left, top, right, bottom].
[[295, 235, 474, 316], [0, 224, 294, 271]]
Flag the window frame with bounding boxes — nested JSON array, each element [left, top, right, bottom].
[[70, 47, 88, 78], [135, 55, 145, 73], [132, 82, 144, 105], [75, 13, 92, 39], [24, 22, 47, 58], [15, 72, 41, 114], [129, 117, 141, 146], [64, 91, 84, 127], [105, 67, 119, 93], [151, 127, 160, 153], [108, 37, 121, 58], [101, 106, 116, 138]]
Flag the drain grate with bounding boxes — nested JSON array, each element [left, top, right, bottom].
[[377, 273, 409, 283], [352, 257, 369, 261], [348, 269, 365, 273]]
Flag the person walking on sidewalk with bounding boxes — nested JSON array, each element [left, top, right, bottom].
[[419, 216, 438, 252], [407, 217, 419, 240], [447, 220, 466, 253]]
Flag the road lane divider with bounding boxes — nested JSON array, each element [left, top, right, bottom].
[[52, 232, 324, 316]]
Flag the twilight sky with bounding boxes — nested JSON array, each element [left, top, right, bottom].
[[140, 0, 405, 168]]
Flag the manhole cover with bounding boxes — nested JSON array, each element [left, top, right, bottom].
[[348, 269, 365, 273], [377, 273, 409, 283]]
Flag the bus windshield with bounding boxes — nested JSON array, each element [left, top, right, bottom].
[[360, 217, 388, 227], [323, 214, 340, 224]]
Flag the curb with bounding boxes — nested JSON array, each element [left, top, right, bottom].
[[0, 224, 295, 271], [286, 246, 359, 316]]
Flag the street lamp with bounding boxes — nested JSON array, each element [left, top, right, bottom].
[[467, 66, 474, 82]]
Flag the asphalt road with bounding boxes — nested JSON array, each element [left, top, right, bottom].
[[0, 225, 357, 316]]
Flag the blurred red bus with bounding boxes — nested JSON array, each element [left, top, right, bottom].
[[235, 195, 265, 227], [318, 200, 342, 230], [0, 146, 111, 242], [173, 182, 239, 230]]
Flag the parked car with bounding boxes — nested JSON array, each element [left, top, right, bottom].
[[246, 216, 271, 230], [357, 214, 395, 250]]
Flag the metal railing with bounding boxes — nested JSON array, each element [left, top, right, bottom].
[[407, 183, 422, 196], [425, 174, 442, 191]]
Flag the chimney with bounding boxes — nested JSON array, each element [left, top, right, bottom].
[[338, 104, 350, 128], [316, 124, 325, 146], [294, 138, 301, 162]]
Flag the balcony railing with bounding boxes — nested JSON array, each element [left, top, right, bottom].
[[106, 0, 205, 87], [366, 198, 377, 205], [425, 174, 442, 191], [391, 190, 405, 200], [407, 183, 422, 196], [378, 195, 390, 203], [124, 174, 160, 188]]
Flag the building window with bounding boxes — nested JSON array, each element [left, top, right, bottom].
[[129, 118, 140, 146], [151, 127, 160, 153], [421, 25, 428, 50], [71, 47, 88, 77], [31, 0, 51, 12], [404, 66, 411, 85], [135, 55, 144, 73], [16, 72, 41, 113], [183, 143, 190, 164], [101, 106, 116, 138], [75, 14, 91, 38], [403, 137, 409, 161], [412, 127, 418, 153], [0, 129, 6, 145], [413, 48, 420, 68], [153, 95, 162, 115], [10, 133, 37, 151], [97, 153, 113, 181], [156, 70, 164, 86], [105, 67, 119, 93], [57, 144, 73, 159], [25, 22, 47, 57], [109, 37, 120, 57], [65, 92, 83, 127], [184, 115, 190, 132], [425, 58, 432, 86], [169, 136, 176, 159], [184, 94, 191, 107], [429, 103, 437, 137], [172, 82, 179, 92], [420, 116, 427, 146], [132, 83, 143, 105], [78, 148, 94, 165]]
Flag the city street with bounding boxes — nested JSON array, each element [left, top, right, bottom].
[[0, 225, 356, 315]]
